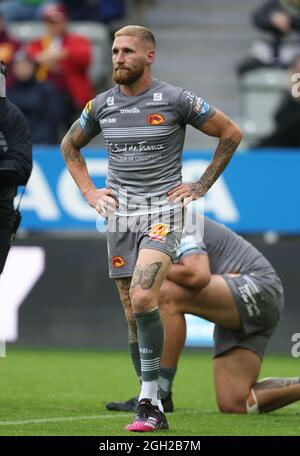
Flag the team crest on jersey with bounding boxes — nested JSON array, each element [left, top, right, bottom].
[[147, 113, 165, 126], [149, 223, 169, 243], [85, 100, 92, 113], [112, 256, 126, 268]]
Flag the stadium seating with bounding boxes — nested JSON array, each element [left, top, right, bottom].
[[239, 68, 289, 145]]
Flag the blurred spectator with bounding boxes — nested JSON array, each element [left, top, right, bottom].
[[26, 3, 94, 128], [0, 0, 57, 22], [255, 54, 300, 148], [62, 0, 125, 23], [7, 50, 62, 143], [0, 12, 20, 78], [237, 0, 300, 76]]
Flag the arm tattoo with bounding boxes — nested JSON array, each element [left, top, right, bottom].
[[193, 137, 239, 197], [131, 262, 162, 290], [61, 119, 93, 165]]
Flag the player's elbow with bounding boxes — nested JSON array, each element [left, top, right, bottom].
[[226, 123, 243, 145], [220, 120, 243, 146], [184, 269, 211, 290], [60, 134, 69, 153], [233, 124, 243, 144], [180, 255, 211, 290], [190, 273, 210, 289]]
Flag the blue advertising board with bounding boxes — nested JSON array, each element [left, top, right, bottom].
[[16, 147, 300, 348], [18, 147, 300, 233]]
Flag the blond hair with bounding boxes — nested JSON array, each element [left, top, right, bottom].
[[114, 25, 156, 49]]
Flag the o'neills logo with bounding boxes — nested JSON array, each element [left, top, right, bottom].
[[147, 113, 165, 125], [112, 256, 126, 268]]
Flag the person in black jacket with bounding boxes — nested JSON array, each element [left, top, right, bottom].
[[237, 0, 300, 76], [0, 61, 32, 275]]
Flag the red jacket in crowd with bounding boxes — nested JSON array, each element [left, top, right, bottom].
[[27, 32, 94, 109]]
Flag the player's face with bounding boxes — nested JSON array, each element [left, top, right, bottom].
[[112, 35, 153, 85]]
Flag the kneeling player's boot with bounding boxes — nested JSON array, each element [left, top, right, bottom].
[[125, 398, 169, 432], [106, 393, 174, 413], [106, 396, 138, 412], [162, 393, 174, 413]]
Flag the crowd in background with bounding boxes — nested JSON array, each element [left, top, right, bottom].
[[1, 0, 300, 148], [0, 1, 125, 143], [237, 0, 300, 148], [0, 0, 125, 23]]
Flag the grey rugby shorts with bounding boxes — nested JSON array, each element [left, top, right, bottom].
[[106, 207, 185, 279], [214, 272, 284, 359]]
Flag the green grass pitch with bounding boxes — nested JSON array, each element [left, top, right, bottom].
[[0, 348, 299, 436]]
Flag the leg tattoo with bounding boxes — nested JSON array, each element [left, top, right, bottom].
[[131, 262, 162, 289]]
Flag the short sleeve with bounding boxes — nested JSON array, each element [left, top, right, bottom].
[[79, 98, 101, 137], [177, 89, 213, 129], [176, 233, 208, 260]]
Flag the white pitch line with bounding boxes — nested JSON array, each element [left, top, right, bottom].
[[0, 414, 129, 426], [0, 410, 215, 427]]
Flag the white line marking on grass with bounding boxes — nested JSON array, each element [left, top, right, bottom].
[[0, 414, 130, 426], [0, 409, 217, 427]]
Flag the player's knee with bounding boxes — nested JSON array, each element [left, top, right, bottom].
[[130, 288, 155, 313], [217, 392, 247, 414]]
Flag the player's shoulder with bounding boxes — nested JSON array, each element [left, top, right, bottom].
[[204, 216, 229, 237], [91, 86, 119, 110], [155, 80, 204, 111], [203, 216, 245, 248], [153, 79, 185, 98]]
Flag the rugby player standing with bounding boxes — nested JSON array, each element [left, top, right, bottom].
[[61, 26, 243, 431]]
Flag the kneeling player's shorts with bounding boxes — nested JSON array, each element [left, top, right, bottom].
[[106, 207, 185, 279], [214, 272, 284, 360]]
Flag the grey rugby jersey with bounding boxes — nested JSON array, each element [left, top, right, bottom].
[[79, 79, 213, 214], [178, 216, 279, 280]]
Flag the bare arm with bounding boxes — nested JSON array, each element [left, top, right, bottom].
[[61, 119, 95, 195], [167, 254, 211, 290], [192, 109, 243, 197], [61, 119, 117, 212], [168, 109, 243, 202]]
